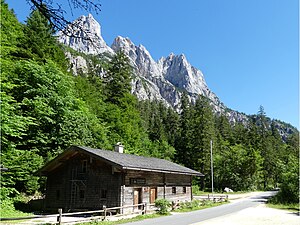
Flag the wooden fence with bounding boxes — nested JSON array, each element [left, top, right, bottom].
[[0, 203, 156, 224], [194, 194, 228, 202], [1, 196, 227, 224]]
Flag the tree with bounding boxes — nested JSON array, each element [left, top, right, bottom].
[[256, 106, 275, 189], [25, 0, 101, 32], [271, 155, 299, 204], [214, 144, 262, 191], [175, 92, 193, 165], [164, 107, 180, 146], [191, 96, 216, 189], [215, 114, 233, 144], [0, 0, 24, 53], [104, 51, 132, 105], [22, 9, 67, 68]]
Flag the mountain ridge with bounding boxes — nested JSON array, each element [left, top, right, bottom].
[[58, 14, 297, 138]]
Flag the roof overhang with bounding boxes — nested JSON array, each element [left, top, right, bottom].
[[36, 146, 204, 177], [122, 166, 204, 176]]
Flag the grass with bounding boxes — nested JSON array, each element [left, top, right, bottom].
[[267, 203, 299, 213], [77, 199, 228, 224], [174, 199, 228, 212], [266, 190, 299, 213], [0, 199, 33, 218], [77, 213, 164, 225], [192, 185, 258, 196]]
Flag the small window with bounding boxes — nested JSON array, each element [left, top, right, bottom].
[[82, 160, 87, 173], [101, 189, 107, 199], [79, 190, 85, 199], [56, 190, 60, 200], [172, 187, 176, 194], [183, 187, 187, 194]]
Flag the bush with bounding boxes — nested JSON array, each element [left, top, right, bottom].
[[271, 156, 299, 204], [179, 199, 201, 210], [154, 199, 171, 215]]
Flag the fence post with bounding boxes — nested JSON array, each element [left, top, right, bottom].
[[144, 203, 147, 214], [57, 208, 62, 225], [103, 205, 107, 221]]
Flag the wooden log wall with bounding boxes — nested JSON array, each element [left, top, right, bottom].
[[45, 153, 122, 211], [122, 170, 192, 214]]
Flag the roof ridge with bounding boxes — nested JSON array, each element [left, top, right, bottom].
[[38, 145, 203, 176]]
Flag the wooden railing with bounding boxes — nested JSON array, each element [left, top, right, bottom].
[[194, 194, 228, 202], [0, 203, 156, 224]]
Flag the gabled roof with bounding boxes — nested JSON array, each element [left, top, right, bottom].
[[37, 146, 203, 176]]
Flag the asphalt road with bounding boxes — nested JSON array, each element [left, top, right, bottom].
[[122, 191, 277, 225]]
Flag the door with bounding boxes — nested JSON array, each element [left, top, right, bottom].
[[149, 188, 157, 204], [133, 189, 142, 210], [133, 190, 139, 206]]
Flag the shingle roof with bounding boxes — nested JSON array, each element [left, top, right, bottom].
[[78, 146, 203, 176], [38, 146, 203, 176]]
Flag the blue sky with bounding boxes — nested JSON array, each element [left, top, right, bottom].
[[6, 0, 299, 128]]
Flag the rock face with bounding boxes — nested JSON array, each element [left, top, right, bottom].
[[58, 15, 248, 123], [58, 14, 114, 55]]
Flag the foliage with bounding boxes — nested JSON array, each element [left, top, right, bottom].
[[269, 156, 299, 204], [214, 144, 263, 191], [22, 9, 67, 68], [77, 213, 163, 225], [192, 185, 209, 196], [155, 199, 171, 215], [1, 0, 299, 210], [0, 192, 33, 218], [104, 51, 132, 105], [267, 202, 299, 213], [25, 0, 101, 32]]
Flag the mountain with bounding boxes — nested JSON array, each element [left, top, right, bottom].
[[58, 14, 114, 55], [58, 14, 296, 137], [59, 15, 241, 118]]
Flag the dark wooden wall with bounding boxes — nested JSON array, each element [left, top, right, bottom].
[[122, 170, 192, 213], [45, 153, 193, 213], [45, 153, 122, 211]]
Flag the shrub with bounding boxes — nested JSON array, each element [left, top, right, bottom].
[[154, 199, 171, 215], [179, 199, 201, 210]]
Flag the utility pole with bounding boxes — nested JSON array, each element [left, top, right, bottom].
[[210, 140, 214, 197]]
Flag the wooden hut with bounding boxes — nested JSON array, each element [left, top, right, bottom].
[[37, 145, 203, 213]]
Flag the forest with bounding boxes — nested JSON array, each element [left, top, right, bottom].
[[1, 0, 299, 214]]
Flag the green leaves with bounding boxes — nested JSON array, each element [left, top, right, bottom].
[[1, 0, 298, 205], [214, 144, 263, 190], [104, 51, 132, 104]]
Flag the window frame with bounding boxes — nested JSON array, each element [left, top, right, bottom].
[[172, 187, 176, 194]]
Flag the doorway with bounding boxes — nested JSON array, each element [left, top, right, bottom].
[[149, 187, 157, 204], [133, 188, 142, 209]]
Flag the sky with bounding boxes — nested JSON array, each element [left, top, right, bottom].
[[6, 0, 299, 128]]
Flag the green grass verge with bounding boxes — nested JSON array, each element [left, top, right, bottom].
[[267, 203, 299, 213], [192, 186, 259, 196], [174, 200, 228, 212], [77, 213, 165, 225], [0, 199, 33, 218], [77, 200, 228, 224]]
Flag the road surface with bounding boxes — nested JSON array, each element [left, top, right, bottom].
[[122, 191, 278, 225]]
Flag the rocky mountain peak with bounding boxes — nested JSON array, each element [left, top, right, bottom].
[[59, 14, 247, 124], [58, 14, 113, 55], [80, 13, 101, 36]]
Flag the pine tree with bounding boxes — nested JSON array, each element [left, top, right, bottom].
[[175, 92, 193, 166], [191, 95, 216, 189], [104, 50, 132, 105], [22, 9, 67, 68]]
